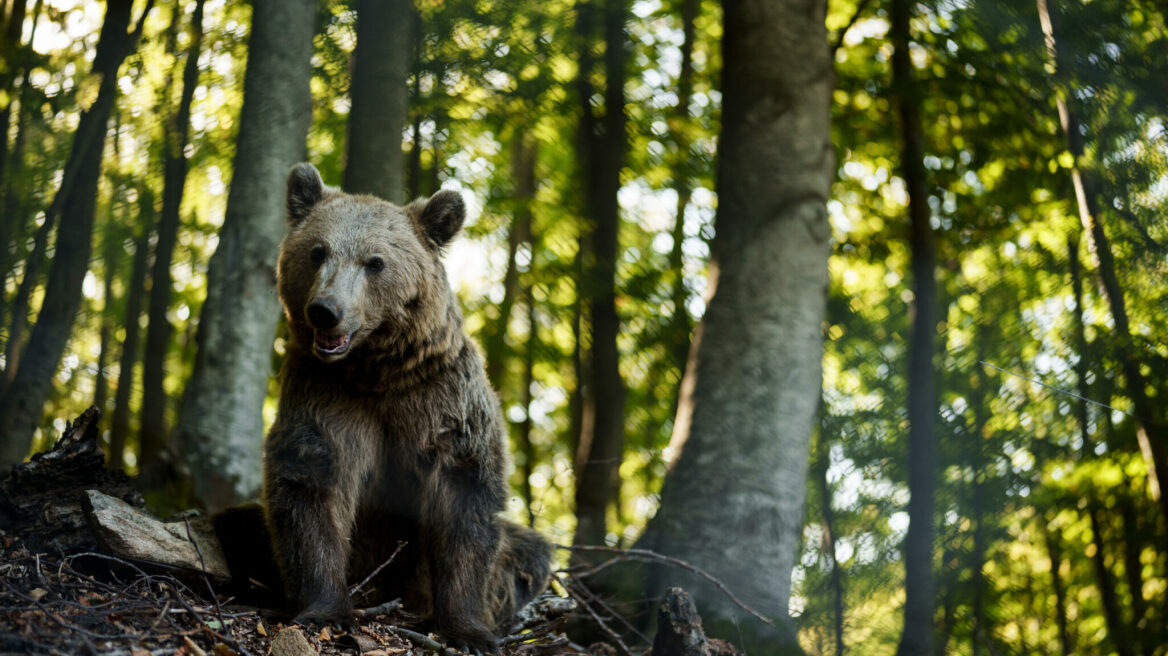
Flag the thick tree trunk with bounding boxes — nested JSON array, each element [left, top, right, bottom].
[[172, 0, 315, 510], [636, 0, 832, 649], [109, 194, 153, 471], [1036, 0, 1168, 528], [139, 0, 206, 481], [484, 133, 536, 391], [343, 0, 411, 203], [891, 0, 938, 652], [0, 0, 152, 472], [572, 0, 628, 550]]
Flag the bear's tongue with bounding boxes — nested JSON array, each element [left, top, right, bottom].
[[315, 332, 349, 353]]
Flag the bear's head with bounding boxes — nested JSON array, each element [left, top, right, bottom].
[[277, 162, 465, 363]]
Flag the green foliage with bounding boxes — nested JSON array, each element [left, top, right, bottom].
[[1, 0, 1166, 653]]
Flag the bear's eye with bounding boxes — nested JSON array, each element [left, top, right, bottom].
[[365, 257, 385, 274], [310, 245, 326, 266]]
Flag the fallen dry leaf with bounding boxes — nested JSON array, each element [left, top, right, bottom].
[[256, 621, 267, 637], [28, 588, 47, 601]]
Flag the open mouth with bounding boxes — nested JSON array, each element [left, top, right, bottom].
[[313, 331, 352, 357]]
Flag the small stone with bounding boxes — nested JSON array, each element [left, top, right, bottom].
[[271, 627, 318, 656]]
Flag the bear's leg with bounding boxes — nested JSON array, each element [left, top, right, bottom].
[[421, 467, 503, 652], [487, 520, 553, 630], [264, 424, 361, 626]]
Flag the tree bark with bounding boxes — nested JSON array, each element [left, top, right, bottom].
[[108, 192, 153, 471], [343, 0, 411, 203], [0, 0, 28, 191], [484, 132, 536, 391], [172, 0, 315, 510], [814, 409, 844, 656], [666, 0, 697, 376], [891, 0, 938, 652], [1043, 522, 1073, 656], [1036, 0, 1168, 528], [518, 286, 538, 528], [139, 0, 206, 482], [572, 0, 628, 550], [636, 0, 832, 648], [1089, 507, 1134, 656], [0, 0, 153, 471]]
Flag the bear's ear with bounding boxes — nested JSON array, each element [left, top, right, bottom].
[[286, 163, 324, 225], [409, 189, 465, 248]]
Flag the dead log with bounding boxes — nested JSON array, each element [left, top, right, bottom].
[[0, 406, 143, 553], [652, 587, 740, 656]]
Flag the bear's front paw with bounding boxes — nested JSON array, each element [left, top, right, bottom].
[[293, 604, 356, 631], [438, 620, 499, 655]]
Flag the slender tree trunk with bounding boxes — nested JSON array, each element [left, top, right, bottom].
[[636, 0, 832, 648], [1036, 0, 1168, 527], [172, 0, 315, 510], [93, 202, 123, 419], [1119, 498, 1151, 656], [518, 286, 538, 528], [0, 0, 153, 471], [484, 132, 536, 390], [1067, 236, 1135, 656], [343, 0, 411, 203], [814, 408, 845, 656], [970, 336, 990, 656], [0, 0, 27, 190], [139, 0, 206, 481], [892, 0, 938, 651], [1043, 522, 1073, 656], [0, 0, 45, 372], [405, 9, 423, 202], [666, 0, 697, 376], [1089, 508, 1135, 656], [572, 0, 629, 550], [109, 192, 153, 470]]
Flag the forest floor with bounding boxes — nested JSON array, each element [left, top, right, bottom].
[[0, 408, 734, 656], [0, 535, 576, 656]]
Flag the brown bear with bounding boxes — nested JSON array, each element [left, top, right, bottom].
[[262, 162, 552, 652]]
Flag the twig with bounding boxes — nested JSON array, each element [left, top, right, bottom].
[[355, 597, 401, 618], [560, 583, 633, 656], [388, 626, 452, 654], [184, 518, 250, 656], [561, 574, 651, 646], [979, 360, 1140, 420], [350, 540, 407, 597], [561, 545, 777, 628]]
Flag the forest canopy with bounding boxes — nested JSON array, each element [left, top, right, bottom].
[[0, 0, 1166, 654]]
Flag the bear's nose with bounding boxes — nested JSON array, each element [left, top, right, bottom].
[[306, 299, 343, 329]]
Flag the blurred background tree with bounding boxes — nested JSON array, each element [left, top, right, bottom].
[[0, 0, 1165, 654]]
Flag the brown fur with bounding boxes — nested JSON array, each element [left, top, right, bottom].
[[262, 163, 552, 651]]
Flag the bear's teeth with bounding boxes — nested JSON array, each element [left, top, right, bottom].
[[315, 332, 350, 352]]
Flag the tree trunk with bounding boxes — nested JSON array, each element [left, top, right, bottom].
[[814, 409, 844, 656], [172, 0, 315, 510], [0, 0, 28, 191], [1036, 0, 1168, 528], [970, 337, 990, 656], [93, 215, 122, 419], [109, 192, 153, 471], [343, 0, 411, 203], [636, 0, 832, 649], [891, 0, 938, 652], [667, 0, 697, 376], [1043, 522, 1073, 656], [572, 0, 628, 550], [0, 0, 152, 472], [1067, 236, 1135, 656], [1119, 498, 1151, 656], [139, 0, 206, 482], [484, 132, 536, 391], [1089, 508, 1134, 656], [518, 286, 538, 528]]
